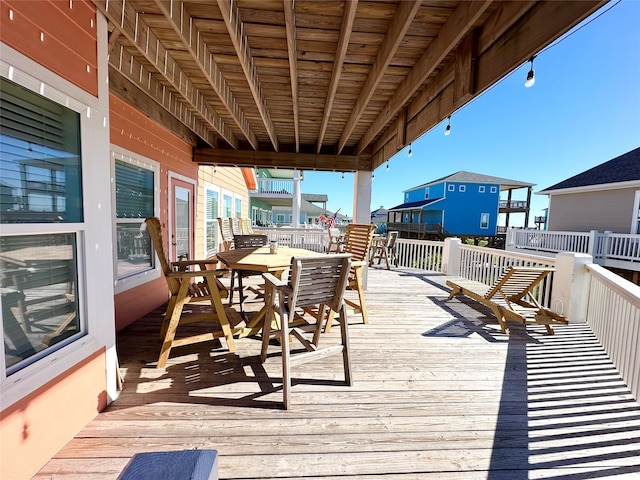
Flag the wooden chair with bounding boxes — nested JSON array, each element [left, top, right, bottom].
[[369, 231, 398, 269], [260, 254, 353, 409], [217, 217, 234, 251], [326, 227, 344, 253], [325, 223, 376, 332], [229, 234, 269, 315], [446, 266, 569, 335], [231, 217, 242, 235], [146, 217, 244, 368]]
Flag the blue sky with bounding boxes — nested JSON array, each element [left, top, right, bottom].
[[300, 0, 640, 225]]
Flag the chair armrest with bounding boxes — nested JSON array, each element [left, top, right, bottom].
[[262, 272, 288, 290], [166, 269, 228, 279], [351, 260, 366, 269], [171, 259, 220, 271]]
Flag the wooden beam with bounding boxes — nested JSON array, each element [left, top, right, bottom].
[[153, 0, 259, 149], [337, 0, 420, 154], [108, 50, 218, 147], [283, 0, 299, 152], [357, 0, 492, 154], [453, 29, 477, 110], [109, 65, 201, 147], [217, 0, 279, 151], [93, 0, 238, 149], [194, 148, 371, 172], [316, 0, 358, 153]]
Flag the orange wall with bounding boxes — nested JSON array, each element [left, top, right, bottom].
[[109, 94, 198, 331], [0, 349, 107, 480], [0, 0, 98, 96]]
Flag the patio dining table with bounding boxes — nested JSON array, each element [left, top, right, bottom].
[[216, 246, 319, 337]]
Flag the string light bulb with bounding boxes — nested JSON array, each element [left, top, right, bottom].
[[444, 116, 451, 136], [408, 143, 412, 158], [525, 56, 536, 88], [386, 160, 389, 170]]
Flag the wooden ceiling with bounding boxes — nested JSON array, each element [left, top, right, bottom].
[[96, 0, 606, 172]]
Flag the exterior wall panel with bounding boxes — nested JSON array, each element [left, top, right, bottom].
[[547, 188, 635, 233]]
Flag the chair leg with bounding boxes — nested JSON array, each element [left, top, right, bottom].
[[237, 274, 245, 315], [208, 283, 236, 353], [260, 301, 274, 363], [353, 267, 369, 324], [229, 270, 236, 306], [338, 305, 353, 386], [157, 296, 187, 368], [280, 310, 292, 410]]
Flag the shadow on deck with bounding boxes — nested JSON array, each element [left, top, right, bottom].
[[35, 268, 640, 479]]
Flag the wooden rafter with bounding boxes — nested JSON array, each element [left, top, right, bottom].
[[194, 149, 371, 172], [109, 45, 218, 147], [316, 0, 358, 154], [217, 0, 279, 151], [336, 0, 421, 154], [283, 0, 299, 152], [94, 0, 238, 149], [357, 0, 493, 154], [153, 0, 259, 150]]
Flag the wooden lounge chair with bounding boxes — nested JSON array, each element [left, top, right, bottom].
[[217, 217, 235, 251], [446, 266, 568, 335], [146, 217, 244, 368], [326, 227, 344, 253], [260, 254, 353, 409]]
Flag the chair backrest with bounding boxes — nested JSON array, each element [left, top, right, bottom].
[[145, 217, 180, 293], [328, 227, 341, 240], [385, 231, 398, 248], [231, 217, 242, 235], [217, 217, 234, 250], [287, 254, 352, 313], [233, 234, 268, 249], [485, 266, 554, 301], [342, 224, 376, 262], [240, 218, 254, 235]]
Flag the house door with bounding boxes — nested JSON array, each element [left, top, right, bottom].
[[169, 174, 195, 261]]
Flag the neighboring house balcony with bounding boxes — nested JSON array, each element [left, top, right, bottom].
[[506, 228, 640, 273], [387, 222, 445, 237], [250, 178, 295, 206], [498, 200, 529, 212]]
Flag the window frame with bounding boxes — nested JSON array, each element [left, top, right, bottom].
[[480, 213, 490, 229], [448, 184, 455, 192], [424, 187, 430, 200], [490, 186, 498, 193], [110, 146, 161, 294], [459, 185, 466, 193], [479, 186, 486, 193], [0, 39, 113, 406], [204, 183, 221, 257]]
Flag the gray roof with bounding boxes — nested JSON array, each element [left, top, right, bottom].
[[405, 171, 534, 192], [539, 147, 640, 193]]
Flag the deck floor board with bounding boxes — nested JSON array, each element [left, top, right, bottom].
[[34, 268, 640, 479]]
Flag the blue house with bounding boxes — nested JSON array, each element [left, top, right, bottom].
[[388, 171, 534, 238]]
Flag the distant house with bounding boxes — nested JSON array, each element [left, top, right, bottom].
[[538, 147, 640, 234], [388, 171, 534, 238], [371, 206, 388, 234]]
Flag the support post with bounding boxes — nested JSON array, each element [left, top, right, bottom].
[[292, 169, 301, 227], [353, 171, 373, 287], [442, 237, 462, 275], [550, 252, 592, 323]]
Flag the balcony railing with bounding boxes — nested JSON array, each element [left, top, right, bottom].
[[252, 178, 294, 196], [498, 200, 529, 209], [387, 222, 443, 235]]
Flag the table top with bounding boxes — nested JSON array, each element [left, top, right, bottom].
[[216, 246, 320, 273]]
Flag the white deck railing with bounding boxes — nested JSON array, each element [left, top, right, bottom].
[[507, 229, 640, 271], [252, 227, 327, 253], [585, 264, 640, 400], [395, 238, 443, 271]]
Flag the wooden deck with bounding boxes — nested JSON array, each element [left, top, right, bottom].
[[35, 267, 640, 479]]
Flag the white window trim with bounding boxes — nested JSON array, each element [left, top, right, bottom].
[[0, 18, 117, 407], [479, 186, 486, 193], [480, 213, 490, 229], [233, 193, 243, 218], [448, 184, 455, 192], [221, 188, 234, 218], [424, 187, 430, 200], [204, 182, 221, 257], [631, 190, 640, 234], [459, 185, 466, 192], [111, 145, 161, 294], [490, 186, 498, 193], [168, 171, 196, 262]]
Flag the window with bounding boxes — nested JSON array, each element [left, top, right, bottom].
[[405, 193, 409, 202], [459, 185, 466, 192], [112, 149, 159, 290], [424, 188, 430, 199], [0, 77, 85, 374], [479, 186, 485, 193], [222, 193, 232, 217], [490, 186, 498, 193], [480, 213, 490, 229], [276, 213, 285, 224], [205, 186, 219, 256], [235, 197, 242, 218], [448, 184, 455, 192]]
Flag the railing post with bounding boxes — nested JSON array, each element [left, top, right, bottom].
[[587, 230, 598, 257], [550, 252, 592, 323], [442, 237, 462, 275]]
